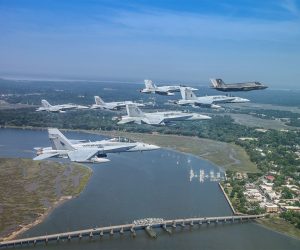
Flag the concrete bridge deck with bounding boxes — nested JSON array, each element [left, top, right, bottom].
[[0, 214, 265, 248]]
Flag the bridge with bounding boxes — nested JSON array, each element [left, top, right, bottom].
[[0, 214, 265, 248]]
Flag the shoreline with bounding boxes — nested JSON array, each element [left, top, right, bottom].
[[218, 183, 237, 215], [1, 196, 73, 242], [255, 218, 300, 241]]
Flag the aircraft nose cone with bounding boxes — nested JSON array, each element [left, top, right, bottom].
[[203, 115, 212, 119], [145, 144, 160, 150]]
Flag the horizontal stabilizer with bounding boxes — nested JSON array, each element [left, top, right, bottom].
[[33, 152, 59, 161]]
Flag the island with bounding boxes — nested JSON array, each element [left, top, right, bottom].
[[0, 158, 92, 241]]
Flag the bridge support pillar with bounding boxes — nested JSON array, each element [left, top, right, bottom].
[[162, 224, 172, 234], [172, 221, 176, 228], [130, 227, 136, 237], [89, 232, 93, 238], [110, 229, 114, 236], [120, 227, 124, 234], [145, 226, 157, 238], [100, 230, 104, 237]]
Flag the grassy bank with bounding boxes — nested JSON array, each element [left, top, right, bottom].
[[95, 130, 258, 173], [0, 158, 92, 240], [257, 216, 300, 240]]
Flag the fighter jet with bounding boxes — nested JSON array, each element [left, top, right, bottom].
[[140, 79, 197, 96], [115, 104, 211, 125], [176, 87, 249, 108], [36, 99, 88, 113], [91, 96, 144, 110], [33, 128, 159, 163], [210, 78, 268, 92]]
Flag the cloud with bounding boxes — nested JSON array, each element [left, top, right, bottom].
[[101, 8, 300, 45]]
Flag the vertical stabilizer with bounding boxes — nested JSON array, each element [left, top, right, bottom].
[[180, 87, 197, 100], [41, 99, 52, 108], [48, 128, 75, 150], [126, 104, 144, 117], [210, 78, 225, 87], [144, 79, 155, 90], [94, 96, 105, 105]]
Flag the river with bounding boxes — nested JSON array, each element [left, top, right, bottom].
[[0, 128, 299, 249]]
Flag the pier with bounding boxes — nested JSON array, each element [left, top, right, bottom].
[[218, 182, 239, 214], [0, 214, 265, 248]]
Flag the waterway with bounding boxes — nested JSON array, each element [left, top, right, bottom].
[[0, 128, 299, 249]]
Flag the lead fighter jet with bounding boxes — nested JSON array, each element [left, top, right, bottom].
[[210, 78, 268, 92], [140, 79, 197, 96], [115, 104, 211, 126], [34, 128, 159, 163]]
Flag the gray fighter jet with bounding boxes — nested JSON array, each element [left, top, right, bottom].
[[140, 79, 197, 96], [210, 78, 268, 92], [115, 104, 211, 125], [176, 87, 249, 108], [36, 99, 88, 113], [33, 128, 159, 163]]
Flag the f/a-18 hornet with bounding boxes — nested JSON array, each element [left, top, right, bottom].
[[115, 104, 211, 126], [140, 79, 197, 96], [33, 128, 159, 163], [210, 78, 268, 92], [91, 96, 144, 110], [36, 99, 88, 113], [176, 87, 249, 108]]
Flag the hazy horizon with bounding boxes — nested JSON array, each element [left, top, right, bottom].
[[1, 0, 300, 87]]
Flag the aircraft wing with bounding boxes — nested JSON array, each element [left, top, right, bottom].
[[143, 117, 165, 125], [102, 144, 135, 153], [67, 148, 101, 162], [33, 152, 60, 160]]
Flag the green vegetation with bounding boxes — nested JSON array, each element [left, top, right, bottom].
[[280, 211, 300, 229], [0, 158, 92, 240]]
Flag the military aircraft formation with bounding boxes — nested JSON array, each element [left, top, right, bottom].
[[33, 78, 267, 163]]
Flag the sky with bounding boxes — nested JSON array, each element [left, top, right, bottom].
[[0, 0, 300, 86]]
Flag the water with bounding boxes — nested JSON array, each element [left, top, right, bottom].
[[0, 128, 299, 249]]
